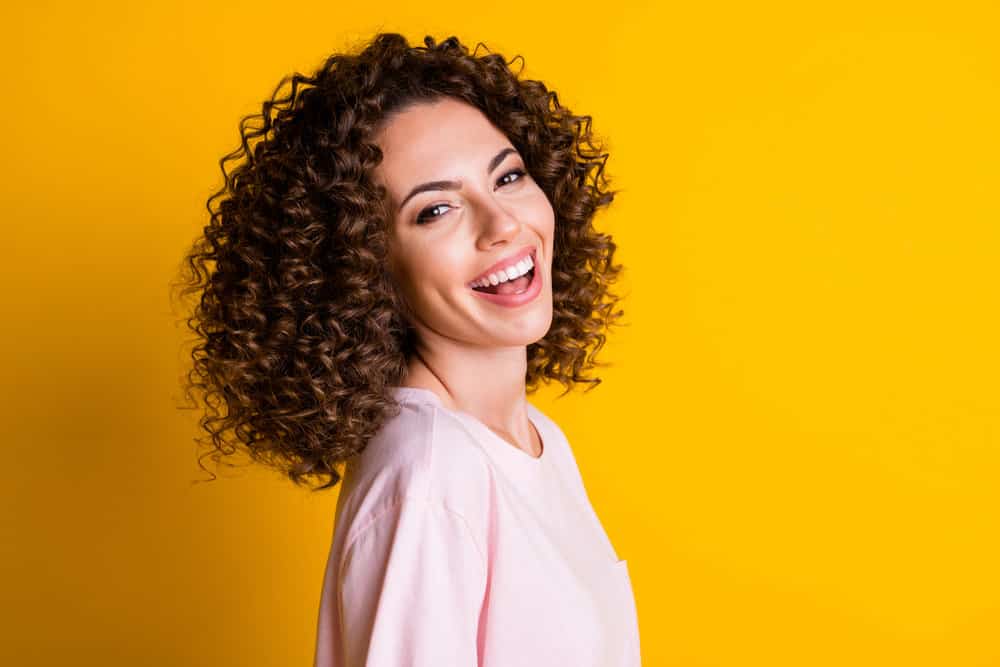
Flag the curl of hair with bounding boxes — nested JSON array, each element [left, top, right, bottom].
[[171, 33, 626, 492]]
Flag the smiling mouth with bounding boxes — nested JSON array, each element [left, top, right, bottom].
[[470, 265, 536, 295]]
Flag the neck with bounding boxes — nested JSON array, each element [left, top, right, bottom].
[[403, 341, 532, 443]]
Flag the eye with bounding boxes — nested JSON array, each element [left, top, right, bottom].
[[415, 203, 451, 225], [414, 168, 528, 225], [497, 168, 526, 187]]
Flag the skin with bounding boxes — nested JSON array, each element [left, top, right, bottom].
[[371, 97, 555, 458]]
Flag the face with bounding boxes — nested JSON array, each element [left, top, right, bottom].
[[372, 97, 555, 349]]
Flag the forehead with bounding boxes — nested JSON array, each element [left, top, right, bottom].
[[373, 98, 512, 187]]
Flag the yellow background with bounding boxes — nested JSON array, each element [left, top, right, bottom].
[[3, 1, 998, 665]]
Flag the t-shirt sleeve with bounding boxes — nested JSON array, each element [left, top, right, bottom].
[[336, 495, 487, 666]]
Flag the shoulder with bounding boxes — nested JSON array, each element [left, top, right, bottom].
[[335, 400, 494, 548]]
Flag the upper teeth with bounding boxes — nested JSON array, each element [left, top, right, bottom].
[[470, 254, 535, 288]]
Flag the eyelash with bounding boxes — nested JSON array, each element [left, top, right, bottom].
[[415, 168, 527, 225]]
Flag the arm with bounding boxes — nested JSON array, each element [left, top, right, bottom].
[[336, 495, 487, 666]]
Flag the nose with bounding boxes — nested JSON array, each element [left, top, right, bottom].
[[472, 194, 522, 249]]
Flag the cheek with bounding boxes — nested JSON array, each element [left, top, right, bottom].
[[386, 253, 417, 302], [385, 246, 426, 296], [398, 252, 466, 299], [528, 191, 556, 236]]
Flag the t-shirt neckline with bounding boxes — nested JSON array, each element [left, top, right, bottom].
[[391, 386, 547, 466]]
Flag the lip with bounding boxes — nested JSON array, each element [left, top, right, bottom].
[[467, 245, 536, 286], [468, 252, 543, 307]]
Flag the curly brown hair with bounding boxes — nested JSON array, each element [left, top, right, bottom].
[[171, 33, 626, 492]]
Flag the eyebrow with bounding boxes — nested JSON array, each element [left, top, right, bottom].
[[397, 146, 520, 213]]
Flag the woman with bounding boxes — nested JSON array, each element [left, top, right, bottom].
[[176, 32, 637, 666]]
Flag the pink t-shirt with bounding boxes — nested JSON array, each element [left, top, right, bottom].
[[314, 386, 641, 666]]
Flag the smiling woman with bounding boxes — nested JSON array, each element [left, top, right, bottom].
[[372, 96, 555, 323], [172, 32, 633, 666]]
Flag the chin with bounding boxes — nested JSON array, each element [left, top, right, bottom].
[[521, 310, 555, 345]]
